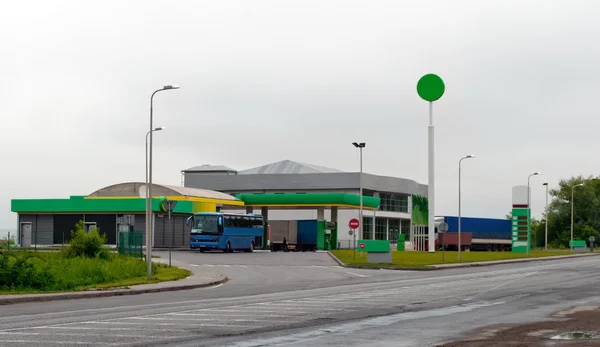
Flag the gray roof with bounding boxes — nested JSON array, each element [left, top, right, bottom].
[[88, 182, 241, 201], [182, 165, 238, 173], [184, 172, 428, 196], [239, 160, 344, 175]]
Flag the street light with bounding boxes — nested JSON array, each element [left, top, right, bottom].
[[352, 142, 366, 242], [571, 182, 584, 252], [458, 154, 476, 262], [147, 85, 179, 280], [526, 172, 541, 256], [146, 127, 166, 200], [542, 182, 549, 251]]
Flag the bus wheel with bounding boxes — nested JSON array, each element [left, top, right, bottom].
[[225, 242, 232, 253], [248, 241, 254, 253], [199, 249, 205, 253]]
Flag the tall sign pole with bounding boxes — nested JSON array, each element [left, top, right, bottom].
[[417, 74, 445, 253]]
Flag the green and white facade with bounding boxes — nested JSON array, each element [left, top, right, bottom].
[[182, 160, 429, 248]]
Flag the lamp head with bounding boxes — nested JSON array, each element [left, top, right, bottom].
[[543, 182, 548, 186], [154, 127, 166, 131], [466, 154, 476, 159], [163, 85, 180, 90], [352, 142, 366, 148]]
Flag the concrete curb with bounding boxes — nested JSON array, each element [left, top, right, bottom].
[[327, 251, 600, 272], [428, 252, 600, 269], [0, 276, 229, 306]]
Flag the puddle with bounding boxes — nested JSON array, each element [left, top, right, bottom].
[[551, 332, 594, 340]]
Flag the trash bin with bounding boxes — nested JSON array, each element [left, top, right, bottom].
[[397, 234, 405, 251]]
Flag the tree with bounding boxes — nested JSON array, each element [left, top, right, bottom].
[[542, 175, 600, 248]]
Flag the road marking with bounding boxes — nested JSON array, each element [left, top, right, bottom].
[[464, 271, 539, 301], [346, 271, 369, 278], [0, 340, 119, 346], [206, 283, 224, 290]]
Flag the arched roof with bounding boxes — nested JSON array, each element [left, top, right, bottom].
[[88, 182, 240, 202]]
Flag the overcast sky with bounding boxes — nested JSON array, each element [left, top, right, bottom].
[[1, 0, 598, 230]]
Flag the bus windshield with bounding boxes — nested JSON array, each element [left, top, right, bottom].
[[191, 215, 220, 234]]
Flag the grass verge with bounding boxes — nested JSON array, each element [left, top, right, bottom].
[[330, 249, 585, 269], [0, 251, 191, 295]]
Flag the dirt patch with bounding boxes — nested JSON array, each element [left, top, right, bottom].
[[440, 306, 600, 347]]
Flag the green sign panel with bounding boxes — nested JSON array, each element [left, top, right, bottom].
[[511, 208, 530, 253], [417, 74, 445, 102], [411, 194, 428, 226], [357, 240, 390, 253], [570, 240, 586, 248]]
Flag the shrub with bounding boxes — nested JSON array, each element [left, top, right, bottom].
[[65, 221, 109, 259], [0, 251, 56, 290]]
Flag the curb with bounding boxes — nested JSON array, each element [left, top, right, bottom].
[[327, 251, 600, 272], [428, 253, 600, 269], [0, 276, 229, 306]]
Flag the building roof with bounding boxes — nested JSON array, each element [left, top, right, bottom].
[[181, 165, 238, 173], [238, 160, 344, 175], [184, 172, 428, 197], [87, 182, 241, 202]]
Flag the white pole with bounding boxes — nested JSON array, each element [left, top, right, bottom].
[[571, 185, 576, 252], [359, 147, 363, 240], [458, 159, 462, 261], [428, 102, 435, 252], [526, 176, 531, 256], [544, 184, 548, 251]]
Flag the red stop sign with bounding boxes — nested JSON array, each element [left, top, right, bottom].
[[359, 243, 365, 249], [349, 218, 360, 229]]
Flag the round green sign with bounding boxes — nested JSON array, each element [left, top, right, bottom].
[[417, 74, 445, 102]]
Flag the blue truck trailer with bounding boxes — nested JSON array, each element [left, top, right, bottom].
[[436, 216, 512, 251], [269, 220, 319, 252]]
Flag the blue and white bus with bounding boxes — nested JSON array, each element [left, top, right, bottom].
[[187, 212, 265, 252]]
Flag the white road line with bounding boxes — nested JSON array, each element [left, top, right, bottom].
[[346, 271, 369, 278], [0, 340, 119, 346], [89, 321, 257, 328], [0, 331, 163, 338], [38, 326, 192, 332]]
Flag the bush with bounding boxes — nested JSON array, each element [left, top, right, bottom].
[[0, 251, 160, 292], [0, 251, 56, 290], [65, 221, 109, 259]]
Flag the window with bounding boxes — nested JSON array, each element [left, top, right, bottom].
[[362, 216, 373, 240], [388, 218, 400, 243], [379, 193, 409, 213], [375, 217, 387, 240], [84, 222, 97, 232], [192, 215, 220, 234], [401, 220, 411, 237]]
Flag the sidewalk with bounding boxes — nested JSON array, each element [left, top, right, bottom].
[[0, 258, 227, 306]]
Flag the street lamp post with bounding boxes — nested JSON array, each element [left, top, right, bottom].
[[526, 172, 541, 256], [146, 127, 166, 195], [147, 85, 179, 280], [542, 182, 549, 251], [352, 142, 366, 242], [571, 183, 584, 252], [458, 154, 475, 262]]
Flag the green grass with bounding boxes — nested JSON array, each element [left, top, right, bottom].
[[0, 251, 191, 294], [331, 249, 583, 269]]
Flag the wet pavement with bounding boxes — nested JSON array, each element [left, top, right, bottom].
[[2, 252, 600, 346]]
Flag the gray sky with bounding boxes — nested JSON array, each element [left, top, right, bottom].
[[2, 0, 599, 229]]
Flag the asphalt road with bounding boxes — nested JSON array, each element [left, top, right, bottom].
[[1, 252, 600, 346]]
